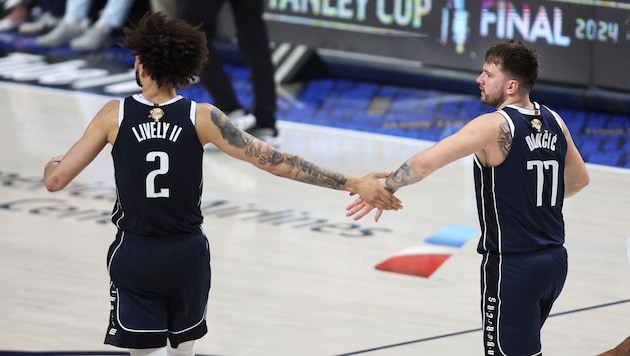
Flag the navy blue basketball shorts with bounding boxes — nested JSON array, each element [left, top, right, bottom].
[[480, 246, 567, 356], [104, 228, 211, 349]]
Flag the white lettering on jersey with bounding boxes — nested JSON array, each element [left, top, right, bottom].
[[132, 122, 182, 143], [525, 130, 557, 151]]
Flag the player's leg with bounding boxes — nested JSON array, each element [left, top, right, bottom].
[[539, 247, 568, 325], [129, 347, 167, 356], [481, 247, 567, 355], [166, 229, 211, 348], [480, 252, 506, 356], [482, 252, 543, 356], [492, 257, 544, 355], [105, 230, 171, 348], [167, 340, 197, 356]]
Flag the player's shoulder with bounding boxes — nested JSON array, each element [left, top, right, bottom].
[[459, 111, 511, 149], [194, 102, 219, 114], [91, 99, 121, 121], [195, 102, 216, 110], [468, 111, 506, 130], [102, 99, 121, 111], [195, 102, 225, 121], [476, 111, 504, 120]]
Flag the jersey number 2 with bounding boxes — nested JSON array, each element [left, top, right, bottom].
[[527, 159, 559, 207], [146, 151, 170, 198]]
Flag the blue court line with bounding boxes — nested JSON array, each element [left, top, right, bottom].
[[335, 298, 630, 355]]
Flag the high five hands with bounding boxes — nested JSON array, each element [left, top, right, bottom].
[[346, 195, 382, 222], [348, 172, 397, 222]]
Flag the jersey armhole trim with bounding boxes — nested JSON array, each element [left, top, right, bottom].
[[542, 104, 564, 131], [497, 109, 515, 137], [117, 98, 125, 127], [190, 100, 197, 126]]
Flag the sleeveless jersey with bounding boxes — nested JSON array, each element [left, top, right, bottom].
[[474, 103, 568, 254], [111, 94, 204, 236]]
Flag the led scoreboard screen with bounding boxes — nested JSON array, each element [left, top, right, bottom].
[[263, 0, 630, 92]]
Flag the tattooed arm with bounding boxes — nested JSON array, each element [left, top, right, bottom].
[[347, 112, 509, 221], [384, 113, 512, 192], [195, 104, 402, 210]]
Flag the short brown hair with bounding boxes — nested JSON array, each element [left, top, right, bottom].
[[485, 40, 539, 92]]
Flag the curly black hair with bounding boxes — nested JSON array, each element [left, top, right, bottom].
[[121, 12, 209, 89]]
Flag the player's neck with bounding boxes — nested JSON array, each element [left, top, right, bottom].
[[497, 95, 533, 111], [141, 84, 177, 105]]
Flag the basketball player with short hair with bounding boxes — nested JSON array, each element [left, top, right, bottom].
[[347, 40, 590, 355], [43, 12, 401, 356]]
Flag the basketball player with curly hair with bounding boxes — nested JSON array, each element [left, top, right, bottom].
[[43, 12, 401, 356]]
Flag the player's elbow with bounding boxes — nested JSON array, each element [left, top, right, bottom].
[[44, 175, 66, 192], [565, 173, 589, 197], [575, 174, 590, 191]]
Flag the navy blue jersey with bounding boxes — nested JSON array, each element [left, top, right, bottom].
[[474, 103, 568, 254], [111, 94, 204, 236]]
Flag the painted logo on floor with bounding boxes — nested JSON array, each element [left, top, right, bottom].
[[375, 225, 478, 278]]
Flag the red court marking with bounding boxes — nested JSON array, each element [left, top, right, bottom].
[[375, 253, 452, 278]]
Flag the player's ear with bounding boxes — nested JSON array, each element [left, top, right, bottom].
[[134, 57, 147, 76], [506, 79, 519, 95], [138, 63, 150, 79]]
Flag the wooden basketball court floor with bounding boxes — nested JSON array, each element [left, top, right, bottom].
[[1, 81, 629, 355]]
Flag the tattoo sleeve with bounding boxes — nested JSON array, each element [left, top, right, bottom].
[[281, 155, 347, 189], [210, 108, 346, 189], [211, 108, 250, 149], [385, 162, 420, 192], [498, 122, 512, 157]]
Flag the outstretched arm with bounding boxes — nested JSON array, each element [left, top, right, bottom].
[[346, 137, 473, 221], [196, 104, 402, 211], [346, 113, 504, 221]]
